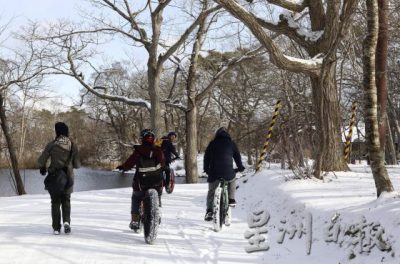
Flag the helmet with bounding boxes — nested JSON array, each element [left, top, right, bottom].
[[140, 129, 155, 139]]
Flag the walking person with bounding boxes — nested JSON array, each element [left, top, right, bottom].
[[38, 122, 80, 234], [116, 129, 165, 230], [203, 127, 245, 221]]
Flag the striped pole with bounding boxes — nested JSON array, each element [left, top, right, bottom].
[[255, 100, 282, 173], [344, 102, 357, 162]]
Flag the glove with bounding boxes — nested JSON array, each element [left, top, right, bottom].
[[238, 166, 245, 172], [39, 167, 47, 176], [116, 165, 124, 171]]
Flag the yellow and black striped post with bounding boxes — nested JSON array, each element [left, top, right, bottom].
[[255, 100, 282, 173], [344, 102, 357, 162]]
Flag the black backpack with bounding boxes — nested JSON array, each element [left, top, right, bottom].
[[44, 168, 69, 196], [136, 151, 163, 190]]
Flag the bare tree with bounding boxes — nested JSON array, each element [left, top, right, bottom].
[[0, 39, 47, 195], [214, 0, 359, 178], [363, 0, 394, 197], [35, 1, 221, 136]]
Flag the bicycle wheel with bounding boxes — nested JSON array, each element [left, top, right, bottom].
[[212, 185, 223, 232], [225, 206, 231, 226], [165, 168, 175, 194], [167, 169, 175, 194], [143, 189, 160, 244]]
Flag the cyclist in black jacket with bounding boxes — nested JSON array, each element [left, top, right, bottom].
[[161, 131, 180, 192], [203, 127, 245, 221]]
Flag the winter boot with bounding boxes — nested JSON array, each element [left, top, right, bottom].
[[229, 199, 236, 207], [204, 209, 213, 221], [64, 222, 71, 234], [129, 213, 140, 230]]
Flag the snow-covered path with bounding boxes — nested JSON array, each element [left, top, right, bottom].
[[2, 164, 400, 264], [0, 184, 257, 264]]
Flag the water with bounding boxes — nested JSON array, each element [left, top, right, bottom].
[[0, 167, 200, 197]]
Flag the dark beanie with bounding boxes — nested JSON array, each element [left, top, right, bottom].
[[55, 122, 69, 137]]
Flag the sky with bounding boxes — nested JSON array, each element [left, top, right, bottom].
[[0, 0, 258, 111], [1, 0, 88, 108], [1, 159, 400, 263], [0, 0, 148, 109]]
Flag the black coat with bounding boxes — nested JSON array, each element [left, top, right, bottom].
[[161, 138, 179, 165], [203, 130, 244, 183]]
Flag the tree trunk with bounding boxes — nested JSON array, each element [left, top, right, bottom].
[[148, 10, 164, 135], [0, 93, 26, 195], [363, 0, 394, 197], [147, 65, 163, 135], [385, 117, 397, 164], [376, 0, 389, 154], [185, 105, 198, 183], [311, 62, 349, 178], [183, 5, 209, 183]]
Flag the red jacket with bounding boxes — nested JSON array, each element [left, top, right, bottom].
[[120, 144, 165, 191]]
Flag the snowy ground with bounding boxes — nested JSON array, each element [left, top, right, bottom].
[[1, 163, 400, 264]]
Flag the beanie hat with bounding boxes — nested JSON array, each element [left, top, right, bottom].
[[55, 122, 69, 137], [167, 131, 177, 138]]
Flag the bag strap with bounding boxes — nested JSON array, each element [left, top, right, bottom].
[[65, 142, 74, 167]]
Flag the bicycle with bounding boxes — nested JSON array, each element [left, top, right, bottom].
[[212, 178, 232, 232], [133, 188, 161, 244], [163, 156, 180, 194], [163, 167, 175, 194]]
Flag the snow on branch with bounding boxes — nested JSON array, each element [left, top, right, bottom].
[[280, 12, 324, 42], [267, 0, 307, 13], [64, 43, 151, 109], [215, 0, 321, 76]]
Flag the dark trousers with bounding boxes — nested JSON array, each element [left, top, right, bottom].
[[164, 165, 171, 186], [131, 187, 163, 215], [50, 193, 71, 231]]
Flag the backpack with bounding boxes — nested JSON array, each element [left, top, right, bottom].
[[154, 138, 164, 148], [136, 152, 163, 190], [44, 168, 68, 196]]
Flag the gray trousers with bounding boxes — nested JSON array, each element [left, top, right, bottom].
[[206, 179, 236, 211]]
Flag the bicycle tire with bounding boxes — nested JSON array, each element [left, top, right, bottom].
[[143, 188, 160, 244], [166, 169, 175, 194], [212, 185, 223, 232]]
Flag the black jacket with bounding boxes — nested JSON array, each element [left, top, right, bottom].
[[203, 129, 244, 183], [161, 138, 179, 165]]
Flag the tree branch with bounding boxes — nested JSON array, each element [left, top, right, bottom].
[[215, 0, 321, 76], [64, 38, 151, 109], [267, 0, 308, 13], [157, 5, 222, 67]]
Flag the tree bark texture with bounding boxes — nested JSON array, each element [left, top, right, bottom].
[[148, 9, 164, 135], [385, 117, 397, 164], [185, 106, 199, 183], [0, 93, 27, 195], [312, 61, 349, 178], [376, 0, 389, 154], [363, 0, 394, 197]]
